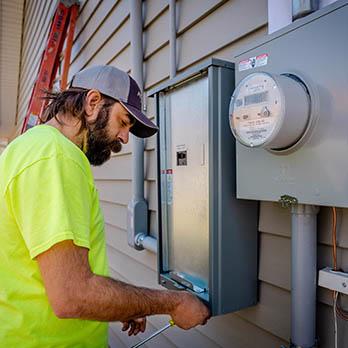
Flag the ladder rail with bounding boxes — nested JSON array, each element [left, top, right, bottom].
[[61, 4, 79, 90]]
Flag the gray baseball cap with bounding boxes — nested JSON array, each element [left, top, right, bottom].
[[70, 65, 158, 138]]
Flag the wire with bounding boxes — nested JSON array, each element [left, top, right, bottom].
[[334, 291, 338, 348], [331, 207, 348, 321], [336, 294, 348, 321], [332, 207, 337, 271]]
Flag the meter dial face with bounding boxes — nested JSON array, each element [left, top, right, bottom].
[[230, 73, 282, 147]]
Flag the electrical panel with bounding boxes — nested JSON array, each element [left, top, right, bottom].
[[230, 1, 348, 207], [149, 59, 258, 315]]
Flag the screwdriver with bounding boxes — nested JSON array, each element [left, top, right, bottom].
[[130, 320, 175, 348]]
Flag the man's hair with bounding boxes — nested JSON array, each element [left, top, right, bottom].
[[42, 88, 116, 134]]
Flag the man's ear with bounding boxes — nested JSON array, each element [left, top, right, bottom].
[[85, 89, 102, 122]]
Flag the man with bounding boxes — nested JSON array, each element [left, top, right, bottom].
[[0, 66, 210, 347]]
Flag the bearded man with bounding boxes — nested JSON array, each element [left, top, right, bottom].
[[0, 66, 210, 347]]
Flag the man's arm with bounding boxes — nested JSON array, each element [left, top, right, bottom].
[[36, 240, 210, 329]]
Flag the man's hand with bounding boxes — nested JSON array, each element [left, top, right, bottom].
[[170, 291, 211, 330], [122, 318, 146, 336]]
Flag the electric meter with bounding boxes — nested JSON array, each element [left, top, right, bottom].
[[229, 72, 310, 151]]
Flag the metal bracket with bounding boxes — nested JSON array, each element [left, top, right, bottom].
[[169, 271, 207, 294], [134, 233, 146, 248], [279, 195, 298, 208]]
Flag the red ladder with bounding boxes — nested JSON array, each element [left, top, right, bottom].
[[21, 0, 79, 133]]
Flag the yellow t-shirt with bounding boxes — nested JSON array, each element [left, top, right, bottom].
[[0, 125, 109, 347]]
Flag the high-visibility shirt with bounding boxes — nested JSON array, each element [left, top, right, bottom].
[[0, 125, 109, 347]]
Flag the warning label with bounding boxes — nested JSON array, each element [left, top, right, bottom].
[[238, 53, 268, 72], [237, 117, 275, 145]]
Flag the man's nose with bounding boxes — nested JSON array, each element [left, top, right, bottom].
[[118, 130, 129, 144]]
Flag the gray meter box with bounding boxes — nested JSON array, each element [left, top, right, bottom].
[[149, 59, 258, 315], [233, 1, 348, 207]]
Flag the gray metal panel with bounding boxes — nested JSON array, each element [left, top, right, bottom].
[[156, 59, 258, 315], [235, 2, 348, 207], [167, 77, 210, 284], [208, 65, 258, 314]]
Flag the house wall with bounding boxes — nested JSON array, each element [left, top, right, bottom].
[[0, 0, 24, 139], [15, 1, 348, 347]]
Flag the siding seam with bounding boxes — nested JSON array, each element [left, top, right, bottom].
[[73, 0, 103, 43], [144, 4, 169, 29], [177, 23, 267, 74], [144, 41, 168, 61], [71, 0, 121, 64], [107, 244, 156, 273], [235, 312, 289, 344], [259, 230, 291, 240], [78, 14, 130, 72], [106, 42, 130, 66], [101, 199, 157, 213], [176, 0, 229, 36]]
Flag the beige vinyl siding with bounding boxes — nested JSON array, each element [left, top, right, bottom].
[[15, 0, 348, 347], [16, 0, 59, 137], [68, 0, 130, 80], [0, 0, 24, 140]]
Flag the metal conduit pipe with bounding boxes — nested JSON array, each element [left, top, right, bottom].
[[169, 0, 176, 79], [135, 233, 157, 254], [127, 0, 157, 253], [136, 0, 176, 252], [267, 0, 292, 34], [267, 3, 324, 345], [290, 204, 319, 348]]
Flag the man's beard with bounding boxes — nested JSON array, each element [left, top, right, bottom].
[[84, 105, 122, 166]]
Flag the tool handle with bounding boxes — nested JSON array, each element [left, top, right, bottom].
[[130, 321, 175, 348]]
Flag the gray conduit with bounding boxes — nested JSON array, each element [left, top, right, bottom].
[[290, 204, 319, 348], [135, 233, 157, 254], [127, 0, 157, 252], [128, 0, 177, 252]]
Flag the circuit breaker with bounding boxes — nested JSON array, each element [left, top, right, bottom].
[[149, 59, 258, 315], [230, 1, 348, 207]]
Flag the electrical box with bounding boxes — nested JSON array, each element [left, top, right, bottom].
[[229, 1, 348, 207], [149, 59, 258, 315]]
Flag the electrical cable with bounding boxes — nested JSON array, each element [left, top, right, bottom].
[[333, 291, 338, 348], [331, 207, 348, 322], [332, 207, 337, 271], [331, 208, 340, 346]]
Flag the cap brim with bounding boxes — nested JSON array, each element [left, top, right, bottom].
[[120, 102, 159, 138]]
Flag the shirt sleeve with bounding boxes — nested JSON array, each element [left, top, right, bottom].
[[6, 154, 92, 259]]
